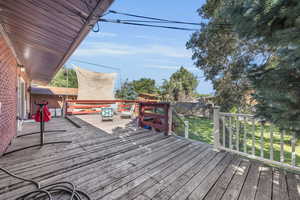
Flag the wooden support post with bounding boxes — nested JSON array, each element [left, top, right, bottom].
[[213, 106, 220, 149]]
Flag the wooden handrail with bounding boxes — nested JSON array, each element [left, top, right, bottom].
[[64, 99, 157, 115]]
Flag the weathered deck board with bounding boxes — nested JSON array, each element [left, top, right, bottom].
[[0, 117, 299, 200]]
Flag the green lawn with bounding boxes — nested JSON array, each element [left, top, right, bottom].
[[173, 116, 300, 167]]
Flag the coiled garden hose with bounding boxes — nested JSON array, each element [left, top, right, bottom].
[[0, 167, 91, 200]]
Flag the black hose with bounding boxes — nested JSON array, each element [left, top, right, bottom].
[[0, 167, 91, 200], [2, 141, 72, 156], [17, 130, 67, 138]]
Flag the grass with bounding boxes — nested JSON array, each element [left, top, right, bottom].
[[173, 116, 300, 167]]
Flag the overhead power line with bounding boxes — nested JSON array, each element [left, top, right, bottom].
[[71, 59, 121, 71], [108, 10, 202, 26], [99, 19, 198, 31]]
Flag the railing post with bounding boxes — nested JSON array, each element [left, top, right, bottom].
[[167, 103, 172, 136], [184, 120, 189, 139], [213, 106, 220, 149], [63, 101, 67, 118], [138, 103, 143, 128]]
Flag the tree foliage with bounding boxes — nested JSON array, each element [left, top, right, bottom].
[[223, 0, 300, 131], [49, 66, 78, 88], [187, 0, 269, 112], [159, 67, 198, 101], [188, 0, 300, 131], [115, 79, 138, 100], [115, 78, 158, 100], [132, 78, 158, 94]]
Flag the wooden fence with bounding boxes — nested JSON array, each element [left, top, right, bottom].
[[213, 107, 300, 171]]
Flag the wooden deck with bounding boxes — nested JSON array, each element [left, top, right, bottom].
[[0, 117, 299, 200]]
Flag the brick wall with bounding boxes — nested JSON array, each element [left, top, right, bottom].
[[0, 36, 18, 154]]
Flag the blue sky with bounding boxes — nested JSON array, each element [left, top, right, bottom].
[[67, 0, 213, 94]]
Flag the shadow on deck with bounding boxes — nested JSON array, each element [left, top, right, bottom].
[[0, 117, 299, 200]]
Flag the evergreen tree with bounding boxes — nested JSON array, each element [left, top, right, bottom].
[[223, 0, 300, 131], [132, 78, 158, 94], [187, 1, 263, 112], [159, 67, 198, 101], [188, 0, 300, 131]]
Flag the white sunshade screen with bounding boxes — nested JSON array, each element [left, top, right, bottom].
[[75, 67, 116, 100]]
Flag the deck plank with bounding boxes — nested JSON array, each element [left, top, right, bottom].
[[286, 172, 300, 200], [238, 161, 261, 200], [135, 147, 212, 200], [204, 157, 242, 200], [272, 169, 289, 200], [187, 153, 234, 200], [220, 160, 251, 200], [100, 144, 207, 200], [151, 151, 220, 200], [254, 165, 273, 200]]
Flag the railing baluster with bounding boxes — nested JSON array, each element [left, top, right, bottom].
[[260, 122, 264, 158], [222, 116, 226, 147], [229, 116, 233, 149], [236, 116, 240, 151], [291, 131, 296, 166], [270, 125, 274, 160], [252, 118, 255, 156], [280, 130, 285, 163], [218, 111, 300, 170], [243, 117, 247, 153]]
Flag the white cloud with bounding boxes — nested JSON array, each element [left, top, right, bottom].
[[73, 42, 192, 58]]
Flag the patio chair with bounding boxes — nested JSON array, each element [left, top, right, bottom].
[[101, 107, 114, 121], [120, 105, 135, 119]]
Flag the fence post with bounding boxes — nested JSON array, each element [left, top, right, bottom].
[[184, 120, 189, 139], [213, 106, 220, 149]]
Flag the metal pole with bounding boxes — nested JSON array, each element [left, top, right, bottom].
[[40, 105, 44, 146]]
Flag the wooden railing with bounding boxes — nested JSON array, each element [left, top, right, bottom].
[[65, 100, 141, 115], [138, 102, 172, 135], [213, 107, 300, 171]]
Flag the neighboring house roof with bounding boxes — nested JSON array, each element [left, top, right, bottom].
[[31, 86, 78, 96], [0, 0, 114, 84], [138, 93, 159, 99]]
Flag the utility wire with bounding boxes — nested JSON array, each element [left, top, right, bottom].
[[100, 19, 198, 31], [108, 10, 202, 26], [71, 59, 121, 71]]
